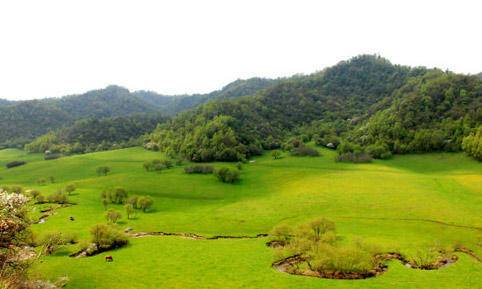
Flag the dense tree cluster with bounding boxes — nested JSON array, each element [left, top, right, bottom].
[[25, 114, 166, 154]]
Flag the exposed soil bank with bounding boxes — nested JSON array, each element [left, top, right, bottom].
[[129, 231, 268, 240]]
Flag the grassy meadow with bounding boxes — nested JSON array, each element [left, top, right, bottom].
[[0, 147, 481, 289]]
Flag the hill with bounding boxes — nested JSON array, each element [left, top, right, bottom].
[[147, 55, 451, 161], [0, 147, 480, 289], [1, 79, 277, 148]]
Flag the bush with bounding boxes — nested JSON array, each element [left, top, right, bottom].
[[184, 165, 214, 174], [366, 142, 392, 159], [290, 146, 320, 157], [105, 209, 122, 223], [137, 196, 154, 212], [6, 161, 26, 169], [64, 184, 76, 195], [271, 150, 282, 159], [46, 191, 69, 204], [90, 224, 128, 250], [462, 127, 481, 161], [97, 166, 111, 176], [143, 159, 174, 172], [101, 187, 128, 204], [214, 167, 240, 183]]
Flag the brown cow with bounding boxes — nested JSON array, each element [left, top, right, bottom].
[[105, 255, 113, 262]]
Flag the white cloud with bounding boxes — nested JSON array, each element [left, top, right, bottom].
[[0, 0, 481, 100]]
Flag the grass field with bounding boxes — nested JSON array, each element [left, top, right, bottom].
[[0, 147, 481, 289]]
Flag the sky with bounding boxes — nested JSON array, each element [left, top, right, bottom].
[[0, 0, 481, 100]]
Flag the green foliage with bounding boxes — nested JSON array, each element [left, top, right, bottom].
[[290, 146, 320, 157], [46, 191, 69, 204], [271, 218, 379, 274], [137, 196, 154, 212], [64, 184, 76, 195], [214, 167, 241, 184], [271, 150, 282, 159], [90, 224, 128, 250], [105, 209, 122, 223], [143, 159, 173, 172], [96, 166, 111, 176], [462, 126, 482, 160], [101, 187, 128, 205], [124, 204, 135, 219], [365, 142, 392, 159]]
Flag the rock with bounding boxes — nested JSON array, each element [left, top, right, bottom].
[[326, 143, 335, 149]]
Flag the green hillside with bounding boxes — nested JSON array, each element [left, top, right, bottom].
[[1, 147, 481, 289]]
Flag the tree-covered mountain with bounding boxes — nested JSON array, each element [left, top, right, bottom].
[[146, 55, 481, 162], [25, 114, 166, 154], [0, 79, 277, 148], [133, 77, 280, 115]]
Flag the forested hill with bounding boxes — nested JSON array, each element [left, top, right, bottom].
[[133, 77, 280, 115], [0, 79, 277, 148], [147, 55, 481, 162]]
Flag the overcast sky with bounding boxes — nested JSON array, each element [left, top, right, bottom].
[[0, 0, 481, 100]]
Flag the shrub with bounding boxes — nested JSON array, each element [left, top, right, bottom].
[[137, 196, 154, 212], [96, 166, 111, 176], [47, 191, 69, 204], [184, 165, 214, 174], [105, 209, 122, 223], [366, 142, 392, 159], [462, 127, 482, 161], [214, 167, 240, 183], [124, 204, 135, 219], [126, 195, 140, 209], [64, 184, 76, 195], [290, 146, 320, 157], [271, 150, 282, 159], [143, 159, 174, 172], [101, 187, 128, 204], [6, 161, 26, 169], [90, 224, 128, 250]]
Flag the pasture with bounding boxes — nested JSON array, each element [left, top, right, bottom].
[[0, 147, 480, 289]]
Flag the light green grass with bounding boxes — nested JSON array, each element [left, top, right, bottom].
[[1, 147, 481, 289]]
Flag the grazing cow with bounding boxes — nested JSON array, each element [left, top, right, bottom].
[[105, 255, 113, 262]]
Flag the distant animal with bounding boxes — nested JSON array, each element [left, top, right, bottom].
[[105, 255, 113, 262], [69, 216, 75, 221]]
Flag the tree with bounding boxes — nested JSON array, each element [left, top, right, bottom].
[[124, 204, 135, 219], [64, 184, 76, 195], [105, 209, 122, 223], [97, 166, 111, 176], [137, 196, 154, 212]]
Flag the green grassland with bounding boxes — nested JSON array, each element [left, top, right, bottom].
[[0, 147, 481, 289]]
